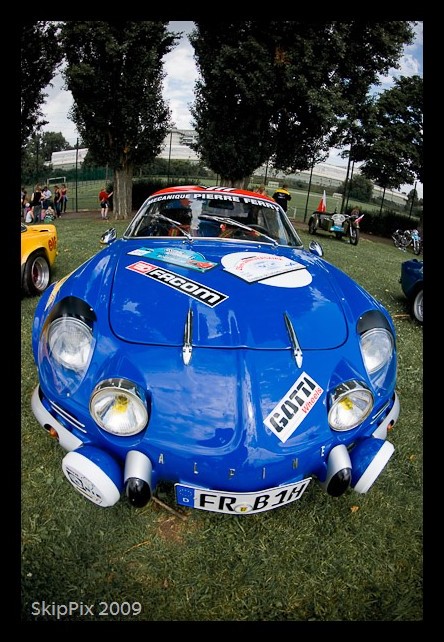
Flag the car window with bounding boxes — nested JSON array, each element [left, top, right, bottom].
[[125, 192, 303, 247]]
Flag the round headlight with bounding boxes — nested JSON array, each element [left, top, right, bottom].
[[90, 379, 148, 436], [360, 328, 394, 374], [48, 317, 93, 371], [328, 381, 373, 432]]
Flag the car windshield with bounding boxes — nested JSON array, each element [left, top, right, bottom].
[[124, 191, 303, 247]]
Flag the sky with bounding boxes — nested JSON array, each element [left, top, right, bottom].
[[40, 20, 423, 198]]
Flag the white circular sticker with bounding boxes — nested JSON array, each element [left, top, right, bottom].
[[221, 252, 312, 288]]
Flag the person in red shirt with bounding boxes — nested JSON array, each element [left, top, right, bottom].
[[99, 187, 113, 220]]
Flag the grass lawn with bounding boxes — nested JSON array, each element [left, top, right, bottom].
[[21, 214, 423, 622]]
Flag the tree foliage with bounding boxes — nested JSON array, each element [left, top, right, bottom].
[[21, 137, 47, 186], [21, 131, 71, 186], [60, 21, 179, 217], [20, 21, 64, 155], [189, 22, 276, 186], [406, 187, 420, 210], [355, 76, 423, 193], [189, 20, 415, 186], [39, 131, 71, 161], [346, 174, 374, 202]]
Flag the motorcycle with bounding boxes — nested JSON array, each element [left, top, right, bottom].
[[308, 209, 364, 246], [392, 228, 422, 255]]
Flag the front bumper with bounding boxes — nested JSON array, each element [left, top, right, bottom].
[[31, 385, 400, 512], [31, 385, 84, 451]]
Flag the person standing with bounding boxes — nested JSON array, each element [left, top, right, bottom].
[[30, 185, 42, 223], [41, 185, 52, 220], [255, 184, 268, 196], [53, 185, 61, 218], [21, 187, 27, 220], [272, 184, 292, 212], [98, 187, 113, 219], [60, 184, 68, 213]]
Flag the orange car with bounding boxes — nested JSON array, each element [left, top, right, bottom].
[[21, 222, 58, 296]]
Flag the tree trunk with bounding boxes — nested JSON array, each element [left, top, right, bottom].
[[379, 187, 386, 216], [113, 165, 133, 219], [219, 177, 251, 189]]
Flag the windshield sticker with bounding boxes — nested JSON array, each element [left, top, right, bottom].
[[221, 252, 307, 284], [148, 191, 278, 210], [150, 194, 191, 204], [193, 193, 240, 203], [264, 372, 324, 443], [128, 247, 218, 272], [126, 261, 228, 307]]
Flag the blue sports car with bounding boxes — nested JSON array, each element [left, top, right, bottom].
[[31, 185, 399, 514], [400, 258, 423, 324]]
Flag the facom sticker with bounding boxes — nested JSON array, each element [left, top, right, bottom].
[[126, 261, 228, 307]]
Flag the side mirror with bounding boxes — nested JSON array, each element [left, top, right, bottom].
[[309, 240, 324, 257], [100, 228, 117, 245]]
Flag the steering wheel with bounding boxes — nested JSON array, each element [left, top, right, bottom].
[[247, 224, 270, 235]]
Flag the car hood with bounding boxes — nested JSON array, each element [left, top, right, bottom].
[[106, 239, 349, 350]]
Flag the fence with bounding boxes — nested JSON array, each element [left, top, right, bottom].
[[24, 167, 422, 227]]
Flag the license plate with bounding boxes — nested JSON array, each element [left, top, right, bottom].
[[175, 478, 311, 514]]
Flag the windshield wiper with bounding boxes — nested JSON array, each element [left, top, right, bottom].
[[199, 214, 278, 246], [153, 213, 193, 241]]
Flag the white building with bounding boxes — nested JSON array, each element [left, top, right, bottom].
[[49, 132, 408, 204], [157, 129, 200, 161], [50, 148, 89, 169], [49, 130, 199, 168], [257, 162, 408, 205]]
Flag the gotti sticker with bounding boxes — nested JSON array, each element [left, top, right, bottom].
[[264, 372, 323, 443], [126, 261, 228, 307]]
